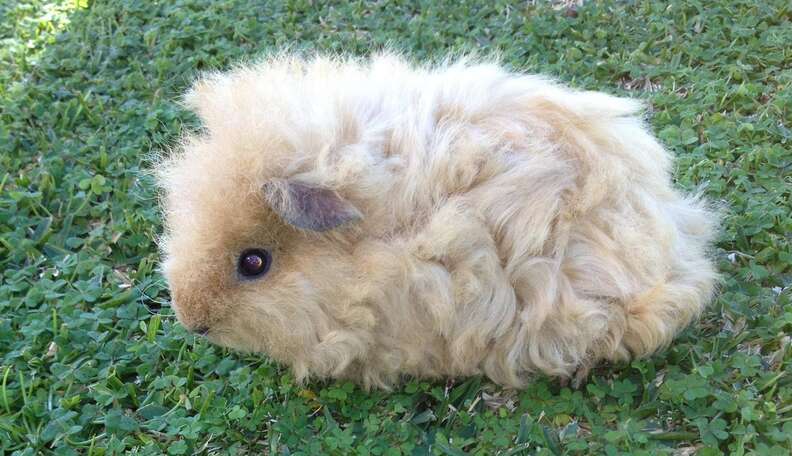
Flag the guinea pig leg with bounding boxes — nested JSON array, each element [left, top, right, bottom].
[[309, 329, 372, 378]]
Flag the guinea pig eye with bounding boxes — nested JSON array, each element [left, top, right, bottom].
[[237, 249, 271, 278]]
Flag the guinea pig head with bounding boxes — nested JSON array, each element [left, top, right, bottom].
[[157, 145, 363, 363]]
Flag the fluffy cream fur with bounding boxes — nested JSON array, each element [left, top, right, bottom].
[[157, 53, 718, 389]]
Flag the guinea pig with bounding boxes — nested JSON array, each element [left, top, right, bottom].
[[156, 53, 718, 389]]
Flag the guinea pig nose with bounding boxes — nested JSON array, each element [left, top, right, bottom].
[[192, 325, 210, 336]]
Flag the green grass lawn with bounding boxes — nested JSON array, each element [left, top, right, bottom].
[[1, 0, 790, 454]]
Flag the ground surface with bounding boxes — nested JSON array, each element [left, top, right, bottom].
[[1, 0, 790, 454]]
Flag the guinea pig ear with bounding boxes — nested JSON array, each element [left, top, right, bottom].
[[262, 179, 362, 232]]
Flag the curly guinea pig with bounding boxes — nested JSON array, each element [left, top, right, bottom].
[[157, 53, 718, 389]]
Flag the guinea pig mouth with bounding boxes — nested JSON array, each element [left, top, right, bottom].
[[170, 305, 213, 336], [169, 293, 218, 336]]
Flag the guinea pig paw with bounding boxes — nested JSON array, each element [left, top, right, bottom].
[[571, 362, 593, 390]]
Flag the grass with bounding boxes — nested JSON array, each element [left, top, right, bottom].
[[0, 0, 790, 454]]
